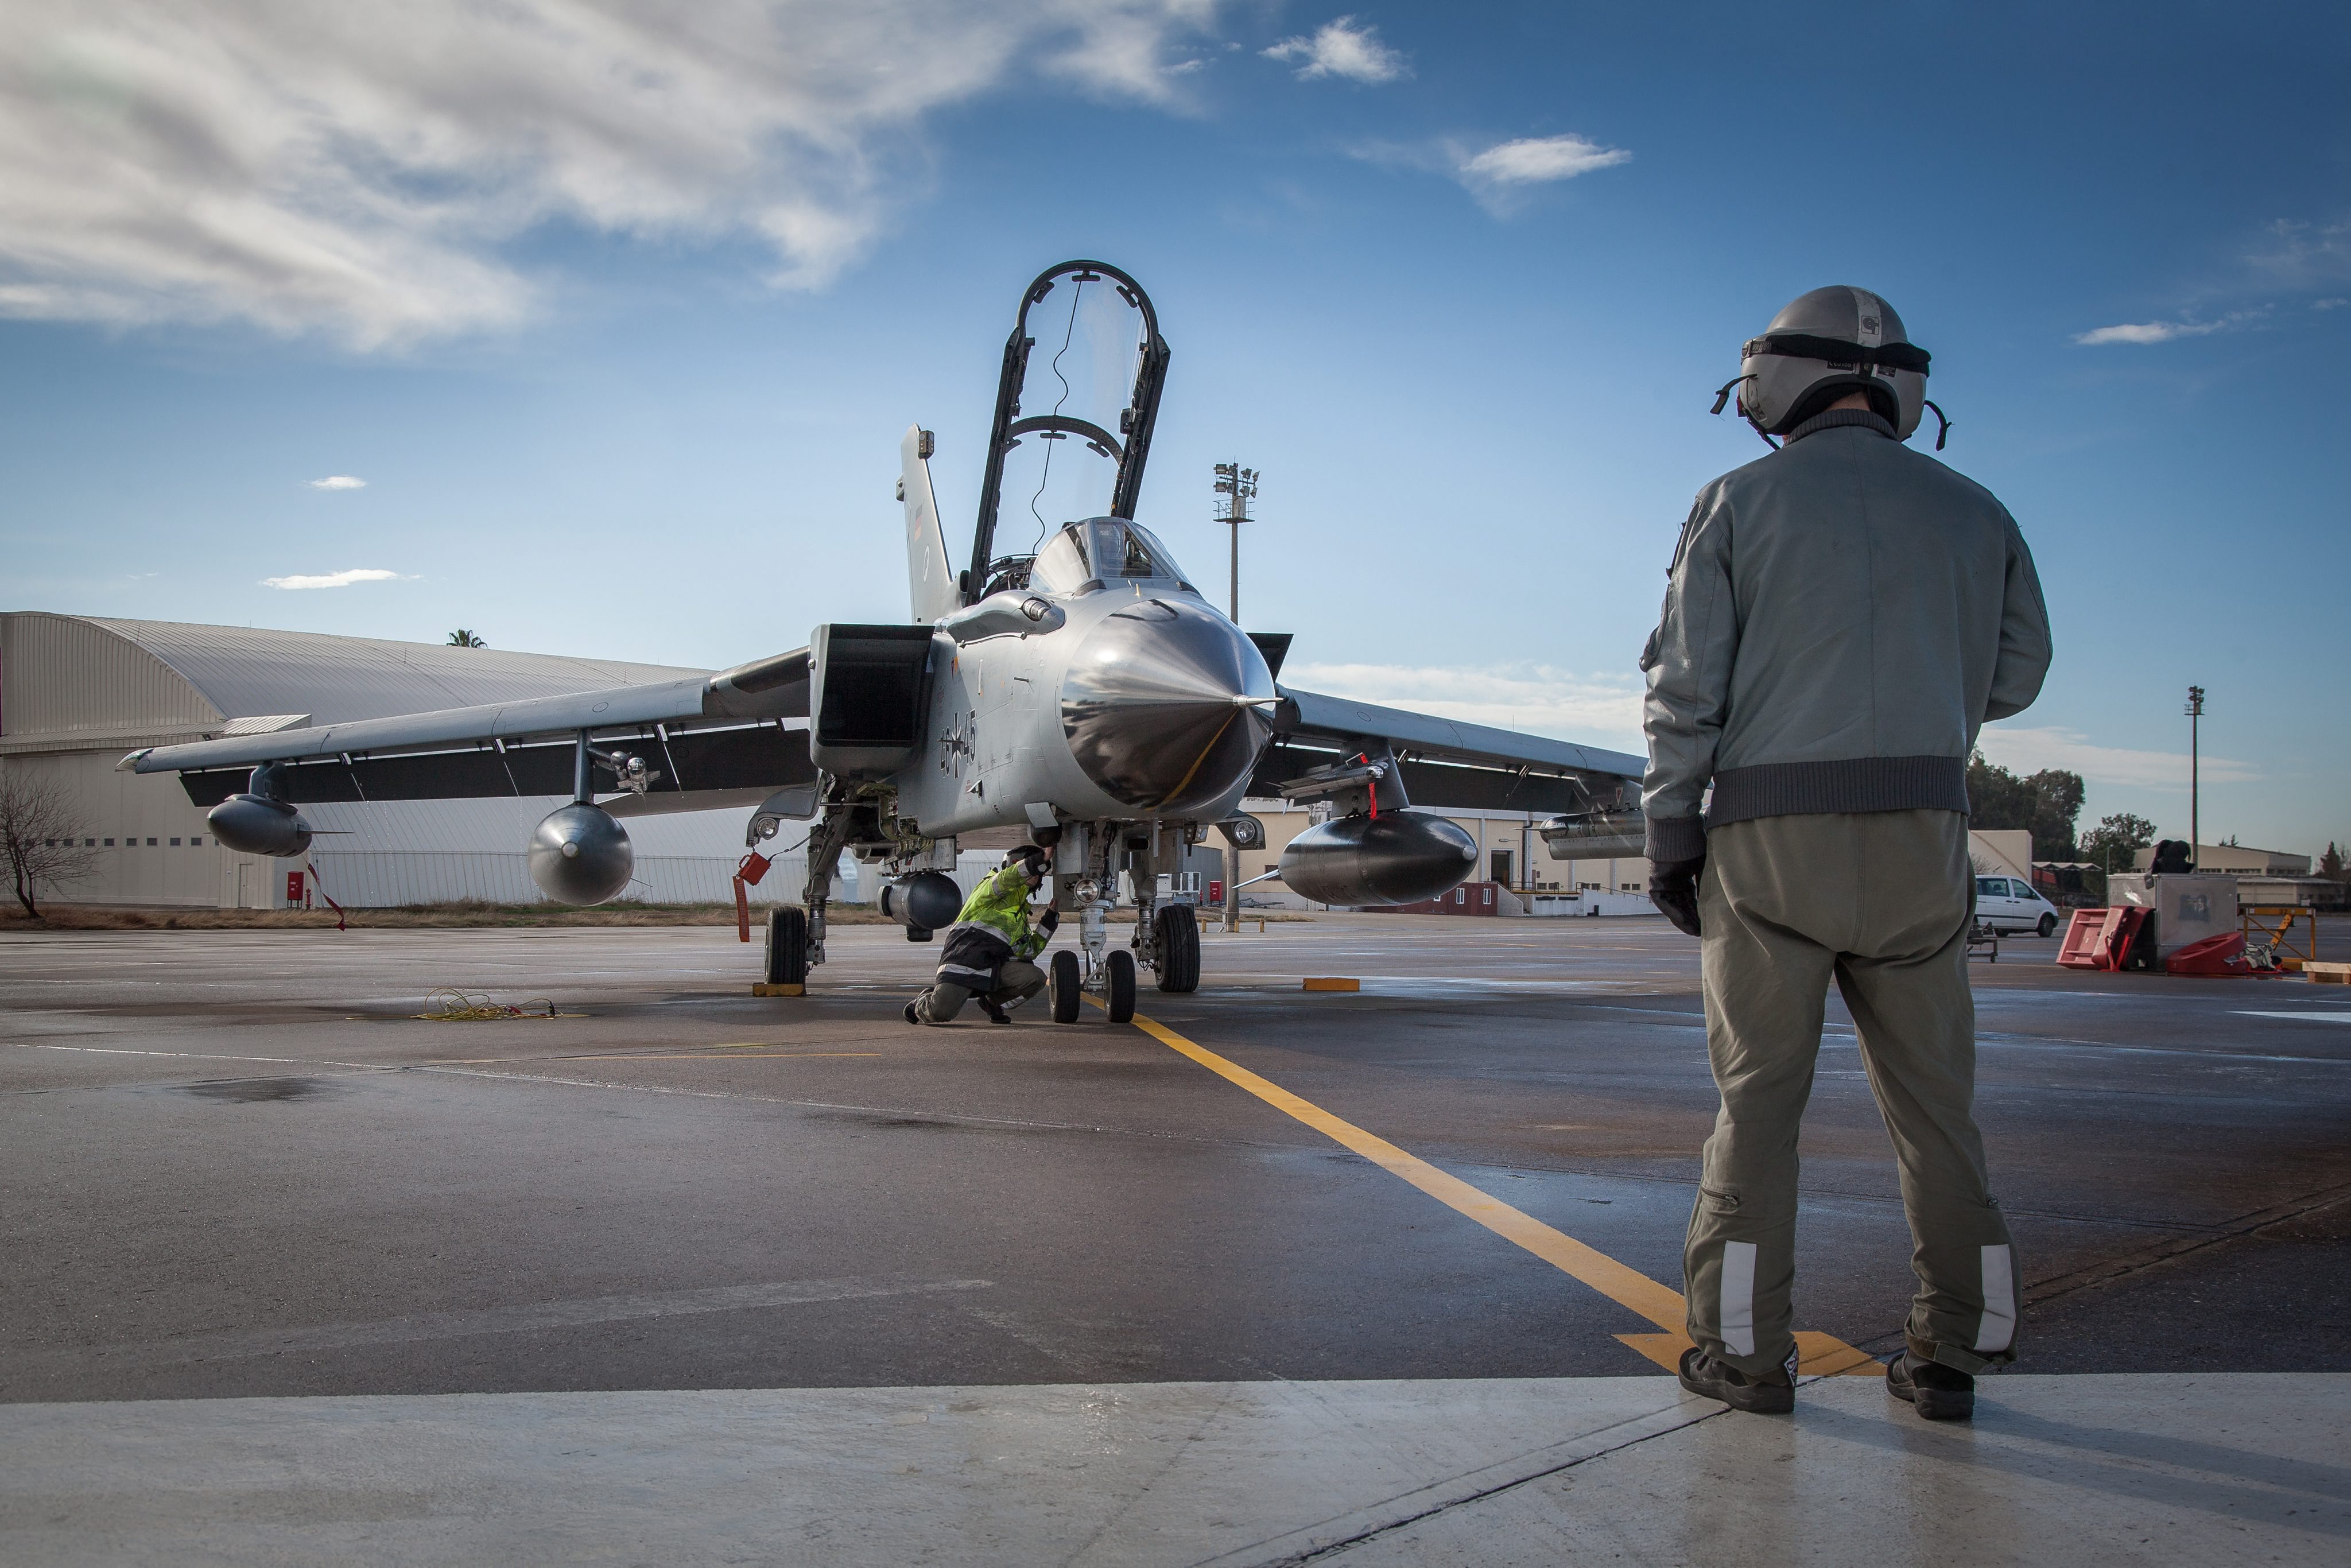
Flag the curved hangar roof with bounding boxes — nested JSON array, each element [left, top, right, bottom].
[[0, 612, 707, 756]]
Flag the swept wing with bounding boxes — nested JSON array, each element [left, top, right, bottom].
[[123, 650, 814, 810], [1258, 685, 1644, 817]]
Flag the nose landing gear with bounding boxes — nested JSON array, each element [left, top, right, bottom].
[[1048, 822, 1176, 1025], [1104, 949, 1137, 1023], [1051, 879, 1137, 1024], [1049, 949, 1083, 1022]]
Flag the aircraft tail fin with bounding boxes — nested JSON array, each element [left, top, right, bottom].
[[901, 425, 959, 623]]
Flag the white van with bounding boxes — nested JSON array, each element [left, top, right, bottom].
[[1975, 874, 2062, 937]]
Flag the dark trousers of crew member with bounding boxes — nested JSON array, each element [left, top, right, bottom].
[[913, 960, 1046, 1024], [1683, 808, 2020, 1379]]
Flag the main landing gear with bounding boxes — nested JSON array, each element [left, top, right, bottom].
[[752, 786, 860, 989], [764, 907, 808, 986]]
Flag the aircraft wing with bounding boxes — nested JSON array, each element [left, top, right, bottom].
[[1255, 685, 1644, 817], [122, 649, 816, 810]]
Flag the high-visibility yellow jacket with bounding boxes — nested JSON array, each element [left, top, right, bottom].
[[935, 864, 1047, 987]]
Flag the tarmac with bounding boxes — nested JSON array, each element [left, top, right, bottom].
[[4, 913, 2348, 1564]]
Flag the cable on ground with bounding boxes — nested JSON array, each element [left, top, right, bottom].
[[413, 988, 559, 1022]]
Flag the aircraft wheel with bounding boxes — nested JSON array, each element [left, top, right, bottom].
[[906, 925, 934, 942], [1154, 905, 1200, 992], [765, 906, 808, 985], [1050, 950, 1083, 1023], [1105, 949, 1137, 1024], [2037, 913, 2057, 938]]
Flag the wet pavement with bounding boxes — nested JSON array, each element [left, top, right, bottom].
[[4, 914, 2347, 1562]]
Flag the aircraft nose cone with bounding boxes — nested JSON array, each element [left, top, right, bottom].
[[1061, 597, 1275, 813]]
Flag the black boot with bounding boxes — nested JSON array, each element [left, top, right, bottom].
[[1677, 1347, 1794, 1414], [1886, 1352, 1975, 1421], [977, 996, 1011, 1025], [903, 998, 923, 1026]]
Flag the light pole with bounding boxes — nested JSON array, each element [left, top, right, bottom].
[[1213, 461, 1257, 622], [2185, 685, 2205, 870], [1213, 462, 1258, 932]]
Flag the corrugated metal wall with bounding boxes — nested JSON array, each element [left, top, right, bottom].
[[86, 618, 704, 728], [298, 846, 1015, 907], [305, 849, 843, 907], [1, 613, 222, 743], [302, 845, 1014, 910]]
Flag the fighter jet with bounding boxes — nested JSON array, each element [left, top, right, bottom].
[[125, 261, 1645, 1022]]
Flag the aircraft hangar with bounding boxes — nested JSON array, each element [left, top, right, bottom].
[[0, 611, 772, 910]]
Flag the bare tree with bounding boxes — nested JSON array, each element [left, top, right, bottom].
[[0, 764, 100, 918]]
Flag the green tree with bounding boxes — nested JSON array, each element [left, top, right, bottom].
[[446, 629, 486, 647], [2322, 841, 2346, 881], [1966, 753, 2086, 859], [2080, 812, 2159, 874]]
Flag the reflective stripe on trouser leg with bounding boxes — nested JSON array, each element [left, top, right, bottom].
[[1718, 1241, 1757, 1358], [1683, 1185, 1795, 1375], [990, 960, 1046, 1006], [1974, 1244, 2016, 1354]]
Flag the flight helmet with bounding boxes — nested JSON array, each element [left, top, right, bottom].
[[1712, 286, 1949, 449]]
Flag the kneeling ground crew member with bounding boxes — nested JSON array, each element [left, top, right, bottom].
[[906, 846, 1058, 1025], [1643, 286, 2051, 1420]]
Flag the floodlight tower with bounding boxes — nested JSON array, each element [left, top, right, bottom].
[[1213, 461, 1258, 933], [1213, 461, 1257, 623], [2185, 685, 2205, 868]]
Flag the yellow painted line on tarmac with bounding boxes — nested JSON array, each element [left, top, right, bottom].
[[1104, 999, 1877, 1377]]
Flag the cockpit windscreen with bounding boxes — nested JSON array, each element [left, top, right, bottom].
[[1026, 519, 1189, 596]]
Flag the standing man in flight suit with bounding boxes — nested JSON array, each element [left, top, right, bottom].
[[1643, 287, 2052, 1420], [905, 845, 1058, 1025]]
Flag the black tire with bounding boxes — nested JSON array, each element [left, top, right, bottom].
[[1105, 949, 1137, 1023], [1050, 949, 1083, 1023], [906, 925, 934, 942], [1154, 905, 1200, 992], [2037, 913, 2057, 938], [765, 906, 808, 985]]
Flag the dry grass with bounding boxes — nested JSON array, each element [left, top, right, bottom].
[[1, 900, 1316, 932]]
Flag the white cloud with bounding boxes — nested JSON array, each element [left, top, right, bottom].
[[307, 475, 367, 491], [1458, 135, 1631, 187], [2072, 320, 2228, 346], [1352, 132, 1631, 215], [1287, 661, 1644, 745], [260, 568, 405, 590], [0, 2, 1223, 348], [1976, 725, 2259, 789], [1263, 16, 1408, 83]]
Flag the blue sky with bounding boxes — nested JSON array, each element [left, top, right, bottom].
[[4, 3, 2345, 858]]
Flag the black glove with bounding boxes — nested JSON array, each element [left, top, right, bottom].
[[1648, 856, 1704, 938], [1037, 907, 1060, 937]]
